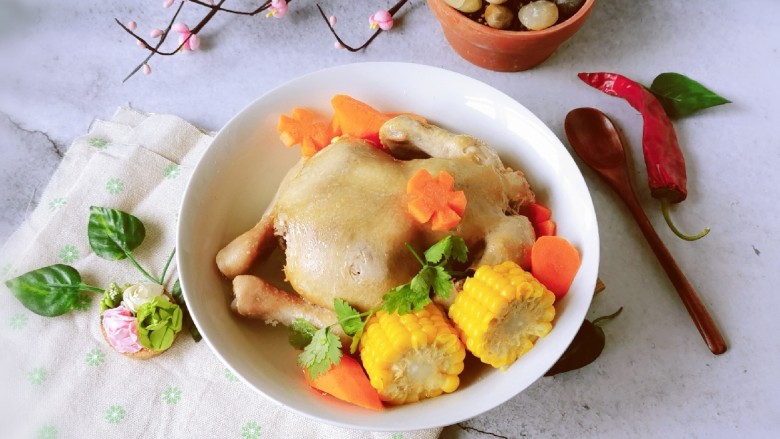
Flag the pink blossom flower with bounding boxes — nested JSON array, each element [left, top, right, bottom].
[[266, 0, 288, 19], [163, 0, 174, 8], [172, 22, 200, 51], [150, 28, 164, 38], [102, 306, 142, 353], [143, 64, 152, 75], [127, 20, 137, 31], [369, 10, 393, 31]]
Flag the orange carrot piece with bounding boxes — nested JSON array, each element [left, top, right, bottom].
[[331, 94, 390, 147], [531, 236, 581, 299], [534, 219, 557, 237], [406, 169, 467, 231], [526, 202, 552, 224], [304, 355, 383, 411], [277, 108, 332, 157]]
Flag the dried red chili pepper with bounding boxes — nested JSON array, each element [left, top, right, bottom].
[[578, 71, 709, 241]]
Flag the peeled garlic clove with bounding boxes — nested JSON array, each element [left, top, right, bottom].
[[485, 4, 513, 29], [444, 0, 483, 14], [518, 1, 559, 30], [486, 0, 508, 4]]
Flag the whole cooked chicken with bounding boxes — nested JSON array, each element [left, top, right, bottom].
[[216, 115, 537, 325]]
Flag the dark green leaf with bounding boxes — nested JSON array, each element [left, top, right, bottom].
[[297, 327, 342, 379], [431, 266, 453, 298], [171, 278, 202, 342], [88, 206, 146, 261], [289, 318, 318, 349], [382, 284, 431, 315], [5, 265, 83, 316], [449, 236, 469, 263], [171, 279, 183, 303], [649, 72, 731, 118], [410, 266, 435, 296], [334, 298, 362, 336], [349, 309, 374, 354], [424, 236, 452, 264]]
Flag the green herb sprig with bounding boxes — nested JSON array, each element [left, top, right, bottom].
[[290, 235, 468, 379]]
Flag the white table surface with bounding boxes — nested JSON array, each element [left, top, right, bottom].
[[2, 1, 779, 437]]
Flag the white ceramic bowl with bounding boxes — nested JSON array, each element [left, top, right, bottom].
[[177, 62, 599, 431]]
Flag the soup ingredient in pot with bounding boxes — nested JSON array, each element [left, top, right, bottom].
[[448, 261, 556, 368], [485, 4, 514, 29], [445, 0, 483, 13], [278, 108, 333, 158], [406, 169, 467, 231], [359, 302, 466, 404], [531, 235, 581, 298], [304, 354, 384, 410], [518, 1, 559, 30]]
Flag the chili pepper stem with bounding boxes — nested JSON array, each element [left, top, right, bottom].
[[592, 306, 624, 327], [660, 198, 710, 241]]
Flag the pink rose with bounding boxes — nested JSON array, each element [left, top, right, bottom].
[[102, 306, 142, 353]]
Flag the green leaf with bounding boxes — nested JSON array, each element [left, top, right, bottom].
[[431, 266, 454, 298], [289, 318, 318, 349], [382, 284, 430, 315], [171, 279, 183, 303], [170, 278, 202, 342], [5, 265, 84, 316], [349, 309, 375, 354], [410, 266, 435, 296], [424, 235, 469, 265], [136, 295, 183, 350], [649, 72, 731, 118], [88, 206, 146, 261], [297, 327, 342, 380], [334, 298, 362, 336]]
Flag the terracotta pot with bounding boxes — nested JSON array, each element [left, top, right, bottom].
[[428, 0, 596, 72]]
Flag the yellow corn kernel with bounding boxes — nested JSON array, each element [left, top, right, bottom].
[[359, 303, 466, 405], [449, 261, 556, 369]]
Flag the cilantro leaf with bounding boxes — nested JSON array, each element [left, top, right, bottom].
[[410, 266, 435, 296], [424, 235, 469, 265], [449, 236, 469, 263], [431, 266, 454, 298], [349, 309, 375, 354], [334, 298, 363, 336], [424, 236, 452, 265], [297, 327, 342, 379], [289, 318, 318, 349], [382, 284, 431, 315]]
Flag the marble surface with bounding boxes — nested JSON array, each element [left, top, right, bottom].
[[1, 1, 779, 437]]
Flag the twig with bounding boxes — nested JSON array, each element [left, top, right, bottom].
[[316, 0, 408, 52]]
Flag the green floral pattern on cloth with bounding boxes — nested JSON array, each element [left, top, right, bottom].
[[162, 386, 182, 404], [163, 164, 181, 179], [9, 313, 28, 330], [224, 368, 238, 382], [89, 138, 109, 149], [105, 178, 124, 195], [28, 367, 47, 385], [85, 348, 105, 366], [48, 197, 66, 212], [105, 405, 126, 424], [241, 421, 262, 439], [36, 425, 57, 439], [58, 245, 79, 264]]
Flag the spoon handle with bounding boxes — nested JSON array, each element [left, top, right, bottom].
[[619, 190, 727, 354]]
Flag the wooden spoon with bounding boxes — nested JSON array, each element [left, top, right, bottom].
[[564, 107, 727, 355]]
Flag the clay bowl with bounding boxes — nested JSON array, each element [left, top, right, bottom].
[[428, 0, 596, 72]]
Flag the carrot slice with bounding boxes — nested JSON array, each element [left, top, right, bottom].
[[406, 169, 467, 231], [534, 219, 557, 237], [304, 355, 383, 410], [331, 94, 390, 148], [526, 202, 552, 224], [277, 108, 332, 157], [531, 236, 581, 299]]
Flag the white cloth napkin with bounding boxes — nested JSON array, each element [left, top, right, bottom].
[[0, 107, 442, 439]]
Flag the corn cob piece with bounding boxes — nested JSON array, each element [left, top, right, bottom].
[[449, 261, 556, 369], [359, 303, 466, 405]]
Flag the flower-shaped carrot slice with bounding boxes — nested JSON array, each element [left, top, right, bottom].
[[407, 169, 467, 231], [277, 108, 332, 157]]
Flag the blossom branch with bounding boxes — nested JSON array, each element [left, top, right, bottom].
[[317, 0, 408, 52]]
